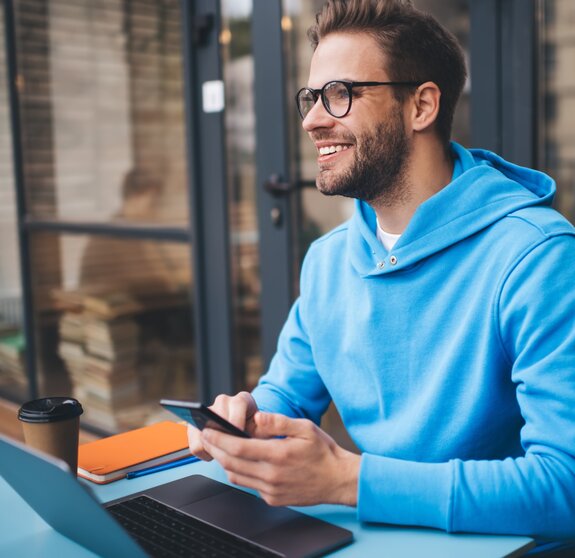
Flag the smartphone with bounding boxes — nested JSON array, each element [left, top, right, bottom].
[[160, 399, 251, 438]]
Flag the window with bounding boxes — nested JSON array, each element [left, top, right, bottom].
[[538, 0, 575, 221], [3, 0, 196, 433]]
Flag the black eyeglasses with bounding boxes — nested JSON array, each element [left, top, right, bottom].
[[295, 80, 423, 120]]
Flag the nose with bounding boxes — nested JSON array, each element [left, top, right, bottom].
[[301, 97, 336, 133]]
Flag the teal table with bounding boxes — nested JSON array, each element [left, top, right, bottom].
[[0, 459, 535, 557]]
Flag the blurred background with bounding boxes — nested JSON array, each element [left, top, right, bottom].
[[0, 0, 572, 444]]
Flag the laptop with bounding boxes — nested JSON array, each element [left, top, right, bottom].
[[0, 434, 353, 558]]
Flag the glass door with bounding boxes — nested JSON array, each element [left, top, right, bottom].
[[4, 0, 196, 433], [221, 0, 262, 391], [537, 0, 575, 223]]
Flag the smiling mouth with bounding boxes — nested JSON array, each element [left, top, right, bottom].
[[318, 144, 352, 156]]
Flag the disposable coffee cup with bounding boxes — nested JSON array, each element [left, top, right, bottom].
[[18, 397, 83, 474]]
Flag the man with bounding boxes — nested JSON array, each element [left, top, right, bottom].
[[189, 0, 575, 552]]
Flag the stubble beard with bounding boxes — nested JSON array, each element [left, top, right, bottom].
[[315, 110, 411, 207]]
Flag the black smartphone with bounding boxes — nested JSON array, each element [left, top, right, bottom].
[[160, 399, 251, 438]]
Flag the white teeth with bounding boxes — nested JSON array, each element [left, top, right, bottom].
[[319, 145, 350, 155]]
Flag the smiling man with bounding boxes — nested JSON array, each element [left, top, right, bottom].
[[189, 0, 575, 554]]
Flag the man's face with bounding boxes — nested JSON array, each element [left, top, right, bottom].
[[302, 32, 412, 205]]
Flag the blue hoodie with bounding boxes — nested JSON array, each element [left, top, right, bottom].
[[252, 142, 575, 540]]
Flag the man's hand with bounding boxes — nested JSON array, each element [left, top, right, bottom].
[[187, 391, 258, 461], [201, 411, 360, 507]]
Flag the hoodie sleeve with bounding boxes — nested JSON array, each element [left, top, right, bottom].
[[358, 234, 575, 540], [251, 297, 331, 423], [251, 248, 332, 424]]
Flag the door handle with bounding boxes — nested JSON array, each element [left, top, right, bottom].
[[264, 175, 316, 196], [264, 174, 293, 197]]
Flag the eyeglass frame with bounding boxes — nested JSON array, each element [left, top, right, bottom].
[[295, 80, 423, 120]]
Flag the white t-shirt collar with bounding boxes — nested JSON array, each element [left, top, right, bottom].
[[376, 218, 401, 251]]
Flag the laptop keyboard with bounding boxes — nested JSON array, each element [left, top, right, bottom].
[[107, 495, 285, 558]]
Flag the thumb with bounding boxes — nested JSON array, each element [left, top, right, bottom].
[[252, 412, 305, 439]]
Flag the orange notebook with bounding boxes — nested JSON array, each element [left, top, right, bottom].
[[78, 421, 191, 484]]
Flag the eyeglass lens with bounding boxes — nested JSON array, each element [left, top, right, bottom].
[[297, 81, 351, 119], [323, 81, 350, 117]]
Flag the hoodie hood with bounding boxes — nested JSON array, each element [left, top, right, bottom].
[[349, 142, 556, 277]]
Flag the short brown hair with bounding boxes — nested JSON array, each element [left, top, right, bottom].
[[308, 0, 467, 148]]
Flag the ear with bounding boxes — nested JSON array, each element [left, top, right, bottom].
[[409, 81, 441, 133]]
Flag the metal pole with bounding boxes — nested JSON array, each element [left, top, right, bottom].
[[3, 0, 39, 398]]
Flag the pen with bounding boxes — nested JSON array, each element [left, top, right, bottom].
[[126, 455, 200, 479]]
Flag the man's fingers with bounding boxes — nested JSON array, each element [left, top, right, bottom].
[[202, 427, 282, 464], [187, 424, 213, 462], [252, 411, 311, 439], [202, 436, 263, 477], [211, 391, 257, 431], [226, 391, 255, 430]]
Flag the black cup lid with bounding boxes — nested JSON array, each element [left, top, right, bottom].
[[18, 397, 83, 423]]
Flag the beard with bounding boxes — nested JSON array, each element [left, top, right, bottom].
[[315, 109, 411, 206]]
